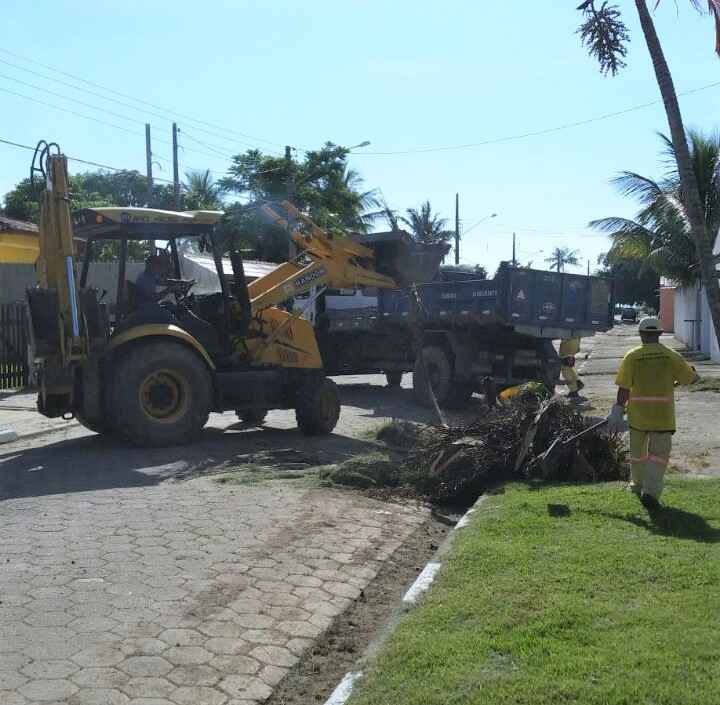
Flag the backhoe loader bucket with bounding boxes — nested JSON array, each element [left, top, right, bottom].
[[357, 231, 449, 287]]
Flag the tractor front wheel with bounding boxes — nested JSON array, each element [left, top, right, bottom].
[[295, 375, 340, 436]]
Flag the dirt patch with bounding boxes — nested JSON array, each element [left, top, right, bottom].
[[265, 512, 450, 705]]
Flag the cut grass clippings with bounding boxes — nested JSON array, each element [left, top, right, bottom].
[[349, 479, 720, 705]]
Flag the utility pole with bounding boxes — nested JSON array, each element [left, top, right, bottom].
[[145, 124, 153, 207], [512, 232, 517, 267], [146, 123, 155, 250], [172, 122, 180, 210], [587, 259, 591, 276], [557, 251, 562, 273], [454, 193, 460, 265], [285, 145, 297, 260]]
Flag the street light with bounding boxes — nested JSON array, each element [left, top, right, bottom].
[[463, 212, 498, 236], [348, 140, 371, 150]]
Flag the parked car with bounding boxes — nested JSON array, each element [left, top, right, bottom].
[[621, 307, 638, 322]]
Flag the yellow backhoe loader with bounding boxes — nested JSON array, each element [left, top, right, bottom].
[[26, 143, 427, 447]]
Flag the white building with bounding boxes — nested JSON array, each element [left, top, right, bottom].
[[668, 234, 720, 362]]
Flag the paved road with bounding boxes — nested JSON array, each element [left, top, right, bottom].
[[0, 376, 437, 705]]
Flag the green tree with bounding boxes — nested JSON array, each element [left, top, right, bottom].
[[219, 144, 380, 233], [596, 252, 660, 309], [2, 170, 177, 223], [399, 201, 454, 246], [577, 0, 720, 351], [182, 170, 222, 210], [590, 130, 720, 285], [544, 246, 580, 272]]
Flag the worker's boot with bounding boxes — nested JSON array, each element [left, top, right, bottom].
[[640, 492, 662, 511]]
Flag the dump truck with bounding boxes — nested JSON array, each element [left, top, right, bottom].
[[300, 241, 614, 407], [26, 143, 432, 446]]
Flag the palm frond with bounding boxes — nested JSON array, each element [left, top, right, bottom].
[[611, 171, 664, 205], [687, 0, 720, 55]]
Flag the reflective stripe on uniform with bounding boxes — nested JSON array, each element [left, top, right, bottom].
[[629, 454, 669, 465], [630, 396, 673, 404]]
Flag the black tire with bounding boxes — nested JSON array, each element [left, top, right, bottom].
[[414, 346, 471, 408], [236, 408, 268, 425], [76, 413, 111, 436], [107, 341, 212, 447], [385, 370, 403, 388], [295, 375, 340, 436]]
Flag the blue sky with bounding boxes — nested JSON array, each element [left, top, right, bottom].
[[1, 0, 718, 274]]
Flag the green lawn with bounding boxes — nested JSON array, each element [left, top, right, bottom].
[[350, 480, 720, 705]]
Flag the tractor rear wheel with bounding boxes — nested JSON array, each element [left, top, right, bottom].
[[295, 375, 340, 436], [108, 341, 212, 447], [76, 413, 111, 436]]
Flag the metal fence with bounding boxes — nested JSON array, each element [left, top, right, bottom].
[[0, 302, 29, 390]]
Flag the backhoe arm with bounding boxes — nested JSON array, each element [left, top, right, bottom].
[[249, 201, 398, 313]]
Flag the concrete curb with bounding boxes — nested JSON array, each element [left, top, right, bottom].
[[322, 494, 490, 705]]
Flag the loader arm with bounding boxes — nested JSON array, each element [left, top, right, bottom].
[[248, 201, 399, 313]]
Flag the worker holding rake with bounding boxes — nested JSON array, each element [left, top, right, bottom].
[[606, 317, 698, 510]]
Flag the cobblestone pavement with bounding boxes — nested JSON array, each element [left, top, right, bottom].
[[0, 376, 430, 704]]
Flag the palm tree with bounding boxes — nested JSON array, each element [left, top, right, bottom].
[[545, 246, 580, 272], [183, 170, 222, 210], [400, 201, 454, 246], [590, 130, 720, 285], [577, 0, 720, 356], [340, 167, 383, 233]]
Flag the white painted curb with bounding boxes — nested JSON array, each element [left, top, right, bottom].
[[402, 561, 441, 606], [322, 495, 487, 705], [0, 428, 18, 444]]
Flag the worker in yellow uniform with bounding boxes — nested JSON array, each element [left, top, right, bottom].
[[606, 317, 698, 509], [559, 337, 584, 400]]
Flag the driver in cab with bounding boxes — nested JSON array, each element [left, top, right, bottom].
[[135, 254, 170, 306]]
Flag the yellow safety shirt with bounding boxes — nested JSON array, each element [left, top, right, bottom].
[[615, 343, 696, 432], [559, 338, 581, 357]]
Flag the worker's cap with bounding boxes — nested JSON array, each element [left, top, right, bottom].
[[638, 316, 664, 333]]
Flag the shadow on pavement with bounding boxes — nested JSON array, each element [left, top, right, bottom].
[[337, 383, 486, 426], [0, 423, 378, 502]]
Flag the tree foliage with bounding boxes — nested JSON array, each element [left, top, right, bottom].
[[544, 246, 580, 272], [216, 144, 385, 261], [399, 200, 454, 246], [590, 130, 720, 285], [596, 252, 660, 308], [576, 1, 630, 76]]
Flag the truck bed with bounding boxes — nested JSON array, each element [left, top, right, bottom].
[[377, 265, 613, 338]]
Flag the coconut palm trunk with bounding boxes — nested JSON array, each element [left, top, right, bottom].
[[634, 0, 720, 341]]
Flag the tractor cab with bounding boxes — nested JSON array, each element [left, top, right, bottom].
[[72, 207, 251, 365]]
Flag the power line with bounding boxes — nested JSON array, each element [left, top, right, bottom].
[[0, 136, 175, 183], [354, 80, 720, 156], [0, 55, 279, 156], [0, 46, 291, 151], [0, 82, 240, 169], [0, 86, 143, 137]]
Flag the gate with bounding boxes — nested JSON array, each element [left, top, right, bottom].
[[0, 302, 29, 390]]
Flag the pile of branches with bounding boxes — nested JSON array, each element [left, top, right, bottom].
[[403, 397, 627, 505]]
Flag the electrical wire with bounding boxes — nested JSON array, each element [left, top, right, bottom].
[[354, 80, 720, 156], [0, 46, 291, 151], [0, 136, 175, 183], [0, 82, 240, 168]]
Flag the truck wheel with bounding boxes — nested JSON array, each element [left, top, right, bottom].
[[385, 370, 403, 388], [236, 408, 268, 425], [296, 376, 340, 436], [108, 341, 211, 447], [413, 346, 453, 408]]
